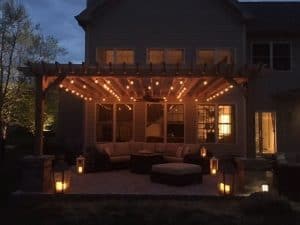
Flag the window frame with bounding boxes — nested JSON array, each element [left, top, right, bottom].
[[251, 41, 292, 72], [95, 103, 114, 143], [166, 104, 185, 143], [147, 48, 186, 65], [196, 48, 235, 65], [196, 104, 236, 144], [145, 103, 165, 143], [96, 48, 135, 65]]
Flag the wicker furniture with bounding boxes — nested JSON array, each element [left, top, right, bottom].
[[130, 152, 164, 174], [151, 163, 202, 186]]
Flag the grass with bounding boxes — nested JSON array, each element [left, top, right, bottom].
[[3, 197, 299, 225]]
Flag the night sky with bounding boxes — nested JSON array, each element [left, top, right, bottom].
[[22, 0, 299, 63]]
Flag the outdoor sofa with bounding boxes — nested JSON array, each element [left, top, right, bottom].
[[92, 142, 201, 170]]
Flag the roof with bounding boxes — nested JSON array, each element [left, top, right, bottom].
[[239, 2, 300, 34], [75, 1, 300, 34], [75, 0, 247, 29]]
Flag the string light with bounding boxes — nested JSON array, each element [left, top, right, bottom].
[[206, 85, 235, 102], [203, 81, 208, 86], [155, 81, 159, 86]]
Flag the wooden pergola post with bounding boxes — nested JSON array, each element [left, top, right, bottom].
[[35, 74, 45, 156]]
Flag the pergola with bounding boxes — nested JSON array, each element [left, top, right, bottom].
[[19, 62, 263, 157]]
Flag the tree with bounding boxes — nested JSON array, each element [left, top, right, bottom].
[[0, 0, 66, 161]]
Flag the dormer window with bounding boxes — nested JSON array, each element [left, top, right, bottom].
[[96, 48, 135, 65]]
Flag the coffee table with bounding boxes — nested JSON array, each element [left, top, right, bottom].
[[130, 152, 164, 174]]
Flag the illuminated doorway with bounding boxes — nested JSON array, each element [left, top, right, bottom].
[[255, 112, 277, 155]]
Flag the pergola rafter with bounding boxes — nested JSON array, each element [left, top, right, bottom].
[[17, 61, 263, 156]]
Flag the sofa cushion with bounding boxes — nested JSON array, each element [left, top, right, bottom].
[[155, 143, 165, 153], [164, 156, 184, 163], [114, 143, 130, 156], [99, 143, 114, 156], [176, 146, 184, 158], [110, 156, 131, 163], [142, 143, 156, 153], [152, 163, 202, 175], [165, 143, 181, 157], [183, 144, 199, 156], [130, 142, 144, 153]]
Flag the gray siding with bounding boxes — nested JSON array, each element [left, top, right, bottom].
[[86, 0, 245, 66]]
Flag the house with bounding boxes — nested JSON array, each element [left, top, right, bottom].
[[23, 0, 300, 161]]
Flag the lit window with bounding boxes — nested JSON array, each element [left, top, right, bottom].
[[96, 104, 113, 142], [96, 49, 135, 65], [148, 48, 184, 64], [116, 104, 133, 142], [197, 105, 216, 143], [218, 105, 235, 143], [146, 104, 164, 143], [197, 49, 233, 65], [167, 104, 184, 143]]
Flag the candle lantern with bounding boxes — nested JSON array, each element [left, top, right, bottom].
[[218, 162, 236, 196], [200, 146, 207, 158], [76, 155, 85, 174], [261, 184, 269, 192], [210, 156, 219, 175], [53, 159, 71, 194]]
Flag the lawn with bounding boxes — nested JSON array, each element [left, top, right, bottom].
[[3, 196, 299, 225]]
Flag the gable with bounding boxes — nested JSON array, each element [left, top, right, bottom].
[[76, 0, 245, 29]]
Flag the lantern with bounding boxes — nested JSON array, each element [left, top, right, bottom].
[[53, 160, 71, 194], [218, 162, 236, 196], [76, 155, 85, 174], [261, 184, 269, 192], [210, 156, 219, 175], [200, 146, 207, 158]]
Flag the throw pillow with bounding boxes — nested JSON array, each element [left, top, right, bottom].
[[182, 146, 191, 156], [103, 146, 112, 156], [176, 146, 183, 158]]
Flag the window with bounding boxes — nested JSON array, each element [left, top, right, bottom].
[[252, 42, 291, 71], [147, 48, 184, 64], [167, 104, 184, 143], [116, 104, 133, 142], [146, 104, 164, 142], [197, 105, 216, 143], [96, 49, 135, 65], [197, 49, 233, 65], [218, 105, 235, 143], [96, 104, 113, 142], [273, 43, 291, 71], [252, 44, 271, 68]]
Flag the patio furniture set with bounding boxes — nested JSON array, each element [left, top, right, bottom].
[[84, 142, 214, 186]]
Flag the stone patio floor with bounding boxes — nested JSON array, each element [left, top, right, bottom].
[[69, 169, 219, 196]]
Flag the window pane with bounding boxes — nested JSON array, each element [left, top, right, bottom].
[[146, 104, 164, 143], [198, 50, 215, 65], [167, 104, 184, 143], [116, 104, 133, 142], [115, 50, 134, 64], [96, 104, 113, 142], [252, 44, 270, 67], [148, 49, 164, 64], [105, 50, 114, 64], [218, 105, 235, 143], [273, 43, 291, 71], [216, 49, 233, 64], [197, 105, 216, 143], [165, 49, 184, 64]]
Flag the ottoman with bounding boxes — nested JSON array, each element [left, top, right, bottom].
[[151, 163, 202, 186]]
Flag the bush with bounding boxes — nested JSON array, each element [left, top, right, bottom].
[[240, 192, 292, 215]]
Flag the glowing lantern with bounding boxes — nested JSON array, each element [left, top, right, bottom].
[[200, 146, 207, 158], [76, 155, 85, 175], [261, 184, 269, 192], [218, 162, 236, 196], [210, 156, 219, 175], [53, 159, 71, 194]]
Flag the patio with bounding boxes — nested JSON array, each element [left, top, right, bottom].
[[69, 168, 218, 196]]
